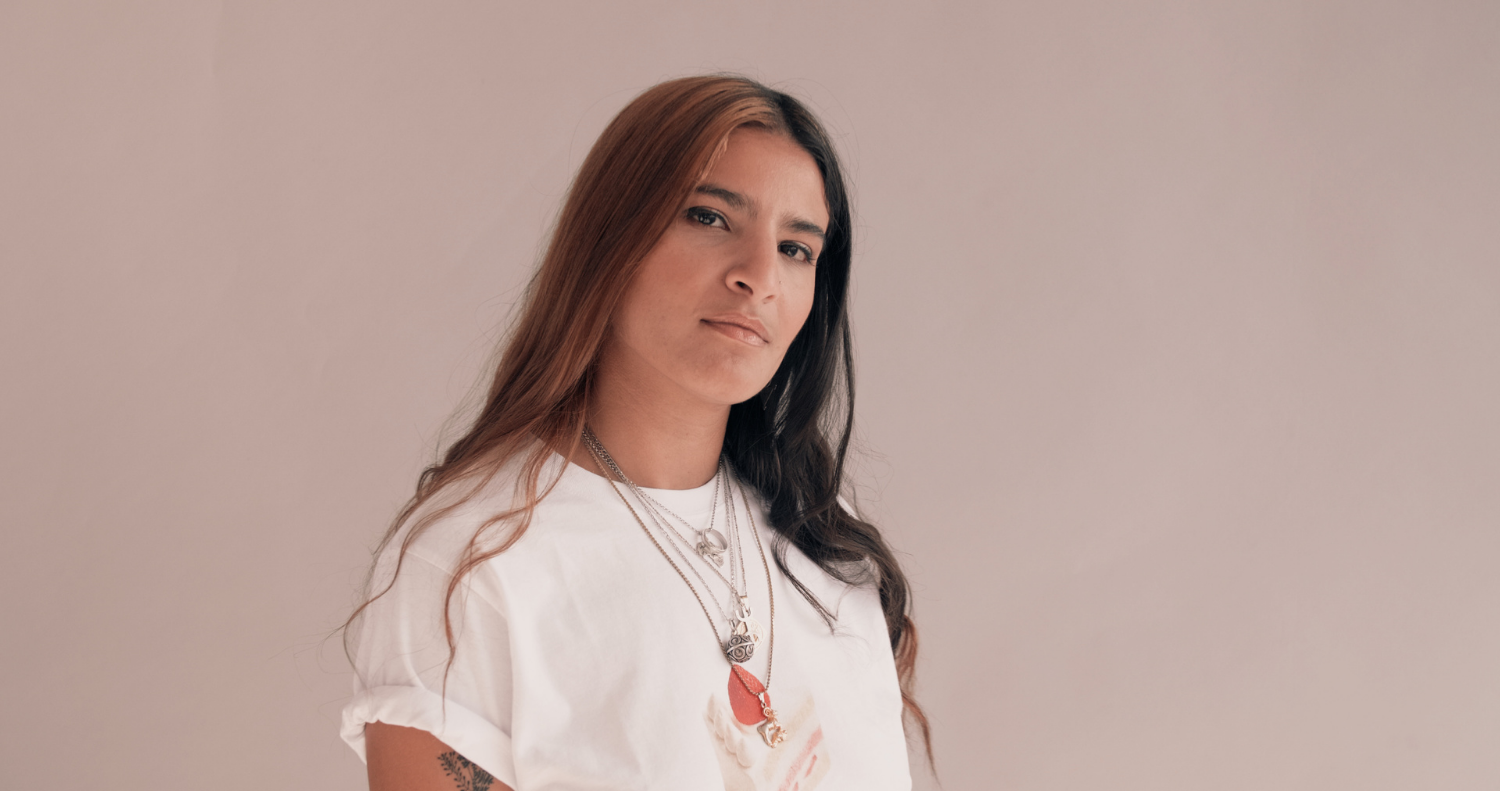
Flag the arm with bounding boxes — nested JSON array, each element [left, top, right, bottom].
[[365, 721, 514, 791]]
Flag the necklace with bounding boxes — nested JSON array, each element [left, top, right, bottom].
[[633, 457, 745, 601], [635, 464, 730, 568], [582, 427, 788, 747], [586, 437, 765, 661], [591, 452, 739, 621]]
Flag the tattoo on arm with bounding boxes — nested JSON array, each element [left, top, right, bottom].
[[438, 751, 495, 791]]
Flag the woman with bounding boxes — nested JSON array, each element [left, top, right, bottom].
[[342, 75, 928, 790]]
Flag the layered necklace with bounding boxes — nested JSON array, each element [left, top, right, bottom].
[[582, 426, 788, 747]]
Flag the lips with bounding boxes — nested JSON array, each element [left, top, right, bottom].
[[701, 314, 770, 346]]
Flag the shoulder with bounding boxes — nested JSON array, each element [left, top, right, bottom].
[[375, 446, 645, 601], [389, 448, 594, 572]]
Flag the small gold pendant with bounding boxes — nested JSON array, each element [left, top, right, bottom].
[[757, 696, 787, 747]]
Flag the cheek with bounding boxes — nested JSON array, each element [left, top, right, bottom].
[[781, 274, 818, 343], [614, 245, 705, 348], [611, 272, 654, 336], [636, 238, 706, 303]]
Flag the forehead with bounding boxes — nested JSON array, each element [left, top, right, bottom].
[[701, 128, 829, 226]]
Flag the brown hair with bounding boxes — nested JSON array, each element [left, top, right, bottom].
[[345, 74, 932, 762]]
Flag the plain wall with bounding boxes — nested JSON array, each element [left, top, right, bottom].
[[3, 1, 1498, 789]]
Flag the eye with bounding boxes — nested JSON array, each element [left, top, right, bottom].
[[686, 206, 727, 228], [780, 241, 816, 265]]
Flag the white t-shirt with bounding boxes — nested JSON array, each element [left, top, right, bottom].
[[341, 450, 911, 790]]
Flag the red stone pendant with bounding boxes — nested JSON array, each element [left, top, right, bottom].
[[728, 664, 767, 725], [728, 664, 788, 747]]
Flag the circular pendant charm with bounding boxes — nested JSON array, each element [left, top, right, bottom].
[[724, 613, 763, 663], [725, 629, 756, 663]]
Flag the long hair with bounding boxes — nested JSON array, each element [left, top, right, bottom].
[[344, 74, 932, 760]]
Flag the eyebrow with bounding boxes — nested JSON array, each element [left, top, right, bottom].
[[694, 184, 748, 211], [693, 183, 827, 241], [786, 218, 827, 241]]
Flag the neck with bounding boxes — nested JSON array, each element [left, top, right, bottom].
[[580, 341, 729, 490]]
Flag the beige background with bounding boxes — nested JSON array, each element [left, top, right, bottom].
[[3, 1, 1498, 789]]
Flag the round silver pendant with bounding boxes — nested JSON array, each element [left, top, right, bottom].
[[725, 630, 757, 663]]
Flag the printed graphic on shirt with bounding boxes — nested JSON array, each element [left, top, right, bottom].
[[704, 693, 830, 790]]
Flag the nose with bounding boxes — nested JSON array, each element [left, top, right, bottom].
[[724, 232, 782, 301]]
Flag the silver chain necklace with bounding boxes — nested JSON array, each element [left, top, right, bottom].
[[582, 430, 764, 657], [631, 462, 752, 612], [622, 467, 739, 625], [633, 463, 731, 569], [581, 428, 786, 746], [580, 427, 784, 745]]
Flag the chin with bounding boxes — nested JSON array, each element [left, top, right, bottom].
[[686, 369, 776, 407], [698, 383, 770, 407], [678, 352, 780, 406]]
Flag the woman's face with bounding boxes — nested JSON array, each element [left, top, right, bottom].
[[605, 128, 829, 408]]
